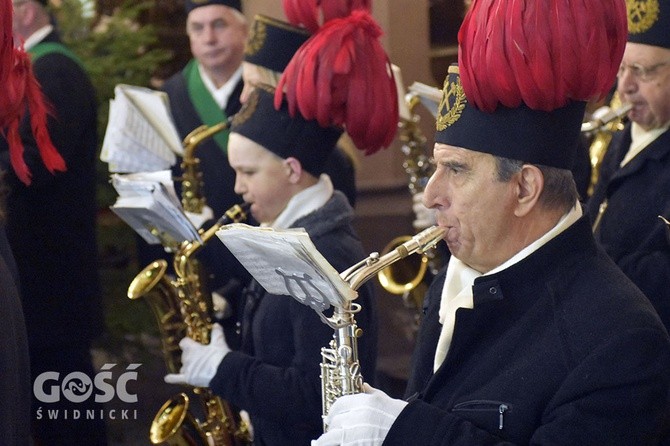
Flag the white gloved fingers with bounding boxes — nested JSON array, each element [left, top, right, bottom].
[[170, 323, 230, 388], [411, 192, 436, 230], [312, 428, 343, 446], [210, 322, 225, 344], [185, 205, 214, 229], [164, 373, 187, 385], [178, 335, 200, 352]]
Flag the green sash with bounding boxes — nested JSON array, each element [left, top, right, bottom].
[[28, 42, 85, 71], [184, 59, 230, 154]]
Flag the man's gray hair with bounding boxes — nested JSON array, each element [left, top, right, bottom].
[[495, 156, 578, 213]]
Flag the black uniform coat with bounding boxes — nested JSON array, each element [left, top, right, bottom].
[[385, 217, 670, 445], [210, 192, 379, 446], [0, 224, 30, 446], [0, 31, 103, 349], [586, 123, 670, 331]]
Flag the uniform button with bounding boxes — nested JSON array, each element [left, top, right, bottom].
[[489, 287, 497, 294]]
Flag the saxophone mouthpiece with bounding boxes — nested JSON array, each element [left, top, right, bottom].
[[217, 202, 251, 226], [400, 225, 447, 257], [581, 102, 632, 133]]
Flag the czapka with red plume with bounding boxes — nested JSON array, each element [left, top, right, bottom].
[[282, 0, 372, 33], [0, 0, 66, 185], [435, 0, 628, 170], [276, 9, 398, 155]]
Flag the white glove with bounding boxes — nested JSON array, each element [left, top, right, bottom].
[[185, 205, 214, 229], [312, 384, 408, 446], [412, 192, 436, 231], [164, 323, 230, 388]]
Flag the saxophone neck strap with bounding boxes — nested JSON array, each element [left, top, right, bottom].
[[184, 59, 230, 154], [29, 42, 86, 71]]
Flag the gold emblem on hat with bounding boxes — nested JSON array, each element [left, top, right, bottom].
[[232, 89, 261, 127], [627, 0, 660, 34], [436, 65, 466, 131], [245, 17, 267, 56]]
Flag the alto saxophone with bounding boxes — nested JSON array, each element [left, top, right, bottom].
[[127, 121, 252, 445], [320, 226, 446, 429], [377, 89, 442, 311]]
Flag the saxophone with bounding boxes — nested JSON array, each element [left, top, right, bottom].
[[127, 121, 252, 446], [320, 226, 446, 428], [377, 89, 441, 310]]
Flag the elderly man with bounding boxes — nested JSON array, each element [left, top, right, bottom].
[[313, 0, 670, 444], [587, 0, 670, 332], [161, 0, 247, 219]]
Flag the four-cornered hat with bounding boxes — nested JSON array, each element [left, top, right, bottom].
[[184, 0, 241, 13], [0, 0, 65, 185], [244, 1, 372, 75], [435, 0, 628, 169], [230, 85, 343, 178], [244, 15, 311, 74], [626, 0, 670, 48]]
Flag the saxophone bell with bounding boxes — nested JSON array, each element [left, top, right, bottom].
[[128, 259, 185, 374], [149, 393, 206, 446]]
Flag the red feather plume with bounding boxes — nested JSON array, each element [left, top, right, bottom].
[[282, 0, 372, 33], [275, 9, 398, 154], [1, 0, 66, 185], [458, 0, 628, 112]]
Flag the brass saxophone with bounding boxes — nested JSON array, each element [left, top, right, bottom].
[[377, 90, 440, 310], [127, 121, 252, 446], [581, 93, 631, 197], [320, 226, 446, 428]]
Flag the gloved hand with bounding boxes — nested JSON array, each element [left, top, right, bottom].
[[164, 323, 230, 388], [412, 192, 436, 231], [185, 205, 214, 229], [312, 384, 408, 446]]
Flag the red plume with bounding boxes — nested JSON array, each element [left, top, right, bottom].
[[282, 0, 372, 33], [458, 0, 628, 112], [275, 9, 398, 154], [1, 0, 66, 185]]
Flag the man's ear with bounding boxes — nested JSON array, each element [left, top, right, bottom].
[[514, 164, 544, 217], [284, 157, 303, 183]]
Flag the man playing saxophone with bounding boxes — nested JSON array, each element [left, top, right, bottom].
[[313, 0, 670, 444], [587, 0, 670, 332]]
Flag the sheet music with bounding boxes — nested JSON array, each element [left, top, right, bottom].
[[216, 224, 357, 312], [392, 64, 412, 121], [101, 84, 184, 173], [121, 85, 183, 155], [110, 171, 201, 245], [408, 81, 442, 118]]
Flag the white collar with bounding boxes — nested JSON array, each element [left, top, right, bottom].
[[269, 174, 334, 230], [621, 123, 669, 167], [198, 64, 242, 109], [23, 25, 53, 50]]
